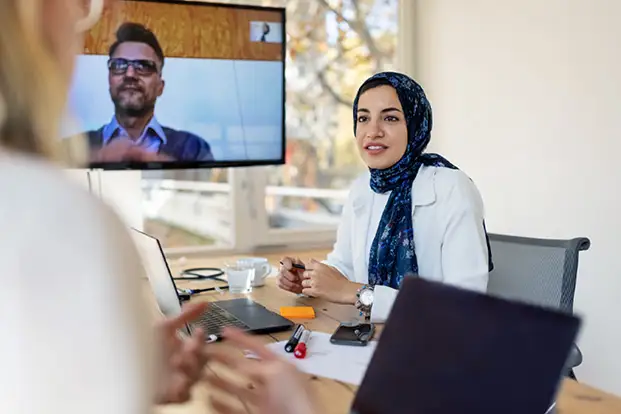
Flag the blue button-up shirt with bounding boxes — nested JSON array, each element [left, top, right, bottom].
[[101, 116, 167, 152]]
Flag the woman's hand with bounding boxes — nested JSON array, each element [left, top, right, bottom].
[[205, 327, 319, 414], [154, 301, 208, 404], [301, 259, 361, 304], [277, 256, 305, 294]]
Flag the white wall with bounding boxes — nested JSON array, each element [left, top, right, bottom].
[[414, 0, 621, 395]]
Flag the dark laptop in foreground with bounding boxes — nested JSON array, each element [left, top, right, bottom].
[[131, 228, 293, 339], [351, 277, 581, 414]]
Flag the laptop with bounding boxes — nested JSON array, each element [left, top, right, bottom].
[[351, 277, 581, 414], [130, 228, 294, 339]]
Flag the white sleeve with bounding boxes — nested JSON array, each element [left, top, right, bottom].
[[440, 172, 490, 292], [370, 285, 399, 323], [323, 192, 355, 280], [0, 193, 154, 414], [371, 171, 489, 323]]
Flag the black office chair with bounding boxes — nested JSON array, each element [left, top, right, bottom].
[[486, 233, 590, 380]]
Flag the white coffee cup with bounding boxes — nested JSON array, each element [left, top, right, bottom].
[[237, 257, 272, 287]]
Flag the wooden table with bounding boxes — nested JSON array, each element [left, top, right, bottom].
[[153, 253, 621, 414]]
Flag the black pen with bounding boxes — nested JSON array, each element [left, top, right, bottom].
[[280, 261, 306, 270], [284, 324, 305, 353]]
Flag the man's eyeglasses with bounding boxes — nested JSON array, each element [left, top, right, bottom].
[[107, 58, 159, 76]]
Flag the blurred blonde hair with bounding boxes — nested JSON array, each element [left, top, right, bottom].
[[0, 0, 86, 165]]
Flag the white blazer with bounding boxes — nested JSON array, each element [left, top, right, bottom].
[[325, 165, 490, 322]]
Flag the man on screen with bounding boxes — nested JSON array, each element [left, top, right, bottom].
[[87, 22, 214, 163]]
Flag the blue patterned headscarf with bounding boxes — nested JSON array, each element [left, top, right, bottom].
[[353, 71, 492, 289]]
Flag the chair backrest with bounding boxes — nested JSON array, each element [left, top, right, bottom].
[[487, 234, 590, 313]]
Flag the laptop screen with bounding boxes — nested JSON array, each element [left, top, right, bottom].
[[130, 228, 183, 319], [351, 278, 580, 414]]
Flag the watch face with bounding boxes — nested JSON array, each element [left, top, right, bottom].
[[360, 289, 374, 306]]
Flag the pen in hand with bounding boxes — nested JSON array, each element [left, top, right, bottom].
[[279, 261, 307, 296], [280, 261, 306, 270]]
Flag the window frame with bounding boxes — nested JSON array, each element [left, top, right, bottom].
[[158, 0, 415, 256]]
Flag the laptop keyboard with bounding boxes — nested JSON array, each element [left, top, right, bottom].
[[193, 302, 250, 336]]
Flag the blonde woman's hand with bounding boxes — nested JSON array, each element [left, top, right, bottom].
[[155, 301, 208, 404], [205, 327, 319, 414]]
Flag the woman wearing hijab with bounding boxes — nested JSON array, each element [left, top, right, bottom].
[[209, 73, 492, 411], [278, 72, 492, 322]]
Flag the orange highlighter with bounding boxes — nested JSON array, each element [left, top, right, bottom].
[[294, 328, 311, 359]]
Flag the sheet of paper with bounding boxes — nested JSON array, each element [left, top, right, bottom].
[[264, 331, 377, 386]]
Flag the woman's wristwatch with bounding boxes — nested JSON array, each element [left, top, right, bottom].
[[355, 284, 375, 320]]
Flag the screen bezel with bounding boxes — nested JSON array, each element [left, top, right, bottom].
[[80, 0, 287, 171]]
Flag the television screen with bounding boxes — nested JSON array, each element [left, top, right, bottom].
[[62, 0, 286, 170]]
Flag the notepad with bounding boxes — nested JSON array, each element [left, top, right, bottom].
[[279, 306, 315, 319], [264, 332, 377, 385]]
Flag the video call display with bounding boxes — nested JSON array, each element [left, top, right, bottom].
[[62, 0, 285, 170]]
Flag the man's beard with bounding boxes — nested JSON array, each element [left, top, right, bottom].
[[112, 95, 155, 118]]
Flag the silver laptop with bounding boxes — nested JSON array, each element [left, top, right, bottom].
[[130, 228, 294, 340]]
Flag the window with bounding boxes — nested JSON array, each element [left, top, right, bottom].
[[140, 0, 400, 251], [261, 0, 399, 241], [142, 169, 231, 249]]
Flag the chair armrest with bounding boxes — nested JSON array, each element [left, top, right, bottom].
[[566, 343, 583, 369]]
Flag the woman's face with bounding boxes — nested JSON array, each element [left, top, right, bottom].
[[355, 85, 408, 170]]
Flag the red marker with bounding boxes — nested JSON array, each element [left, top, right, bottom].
[[294, 329, 311, 359]]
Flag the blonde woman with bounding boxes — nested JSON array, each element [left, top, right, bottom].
[[0, 1, 317, 413], [0, 0, 210, 412]]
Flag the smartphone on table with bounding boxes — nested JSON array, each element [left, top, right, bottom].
[[330, 321, 375, 346]]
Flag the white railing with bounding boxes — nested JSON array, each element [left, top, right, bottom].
[[266, 185, 349, 201], [142, 179, 230, 194], [141, 179, 347, 244], [142, 179, 350, 201]]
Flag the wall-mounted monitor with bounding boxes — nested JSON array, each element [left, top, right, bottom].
[[62, 0, 286, 170]]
